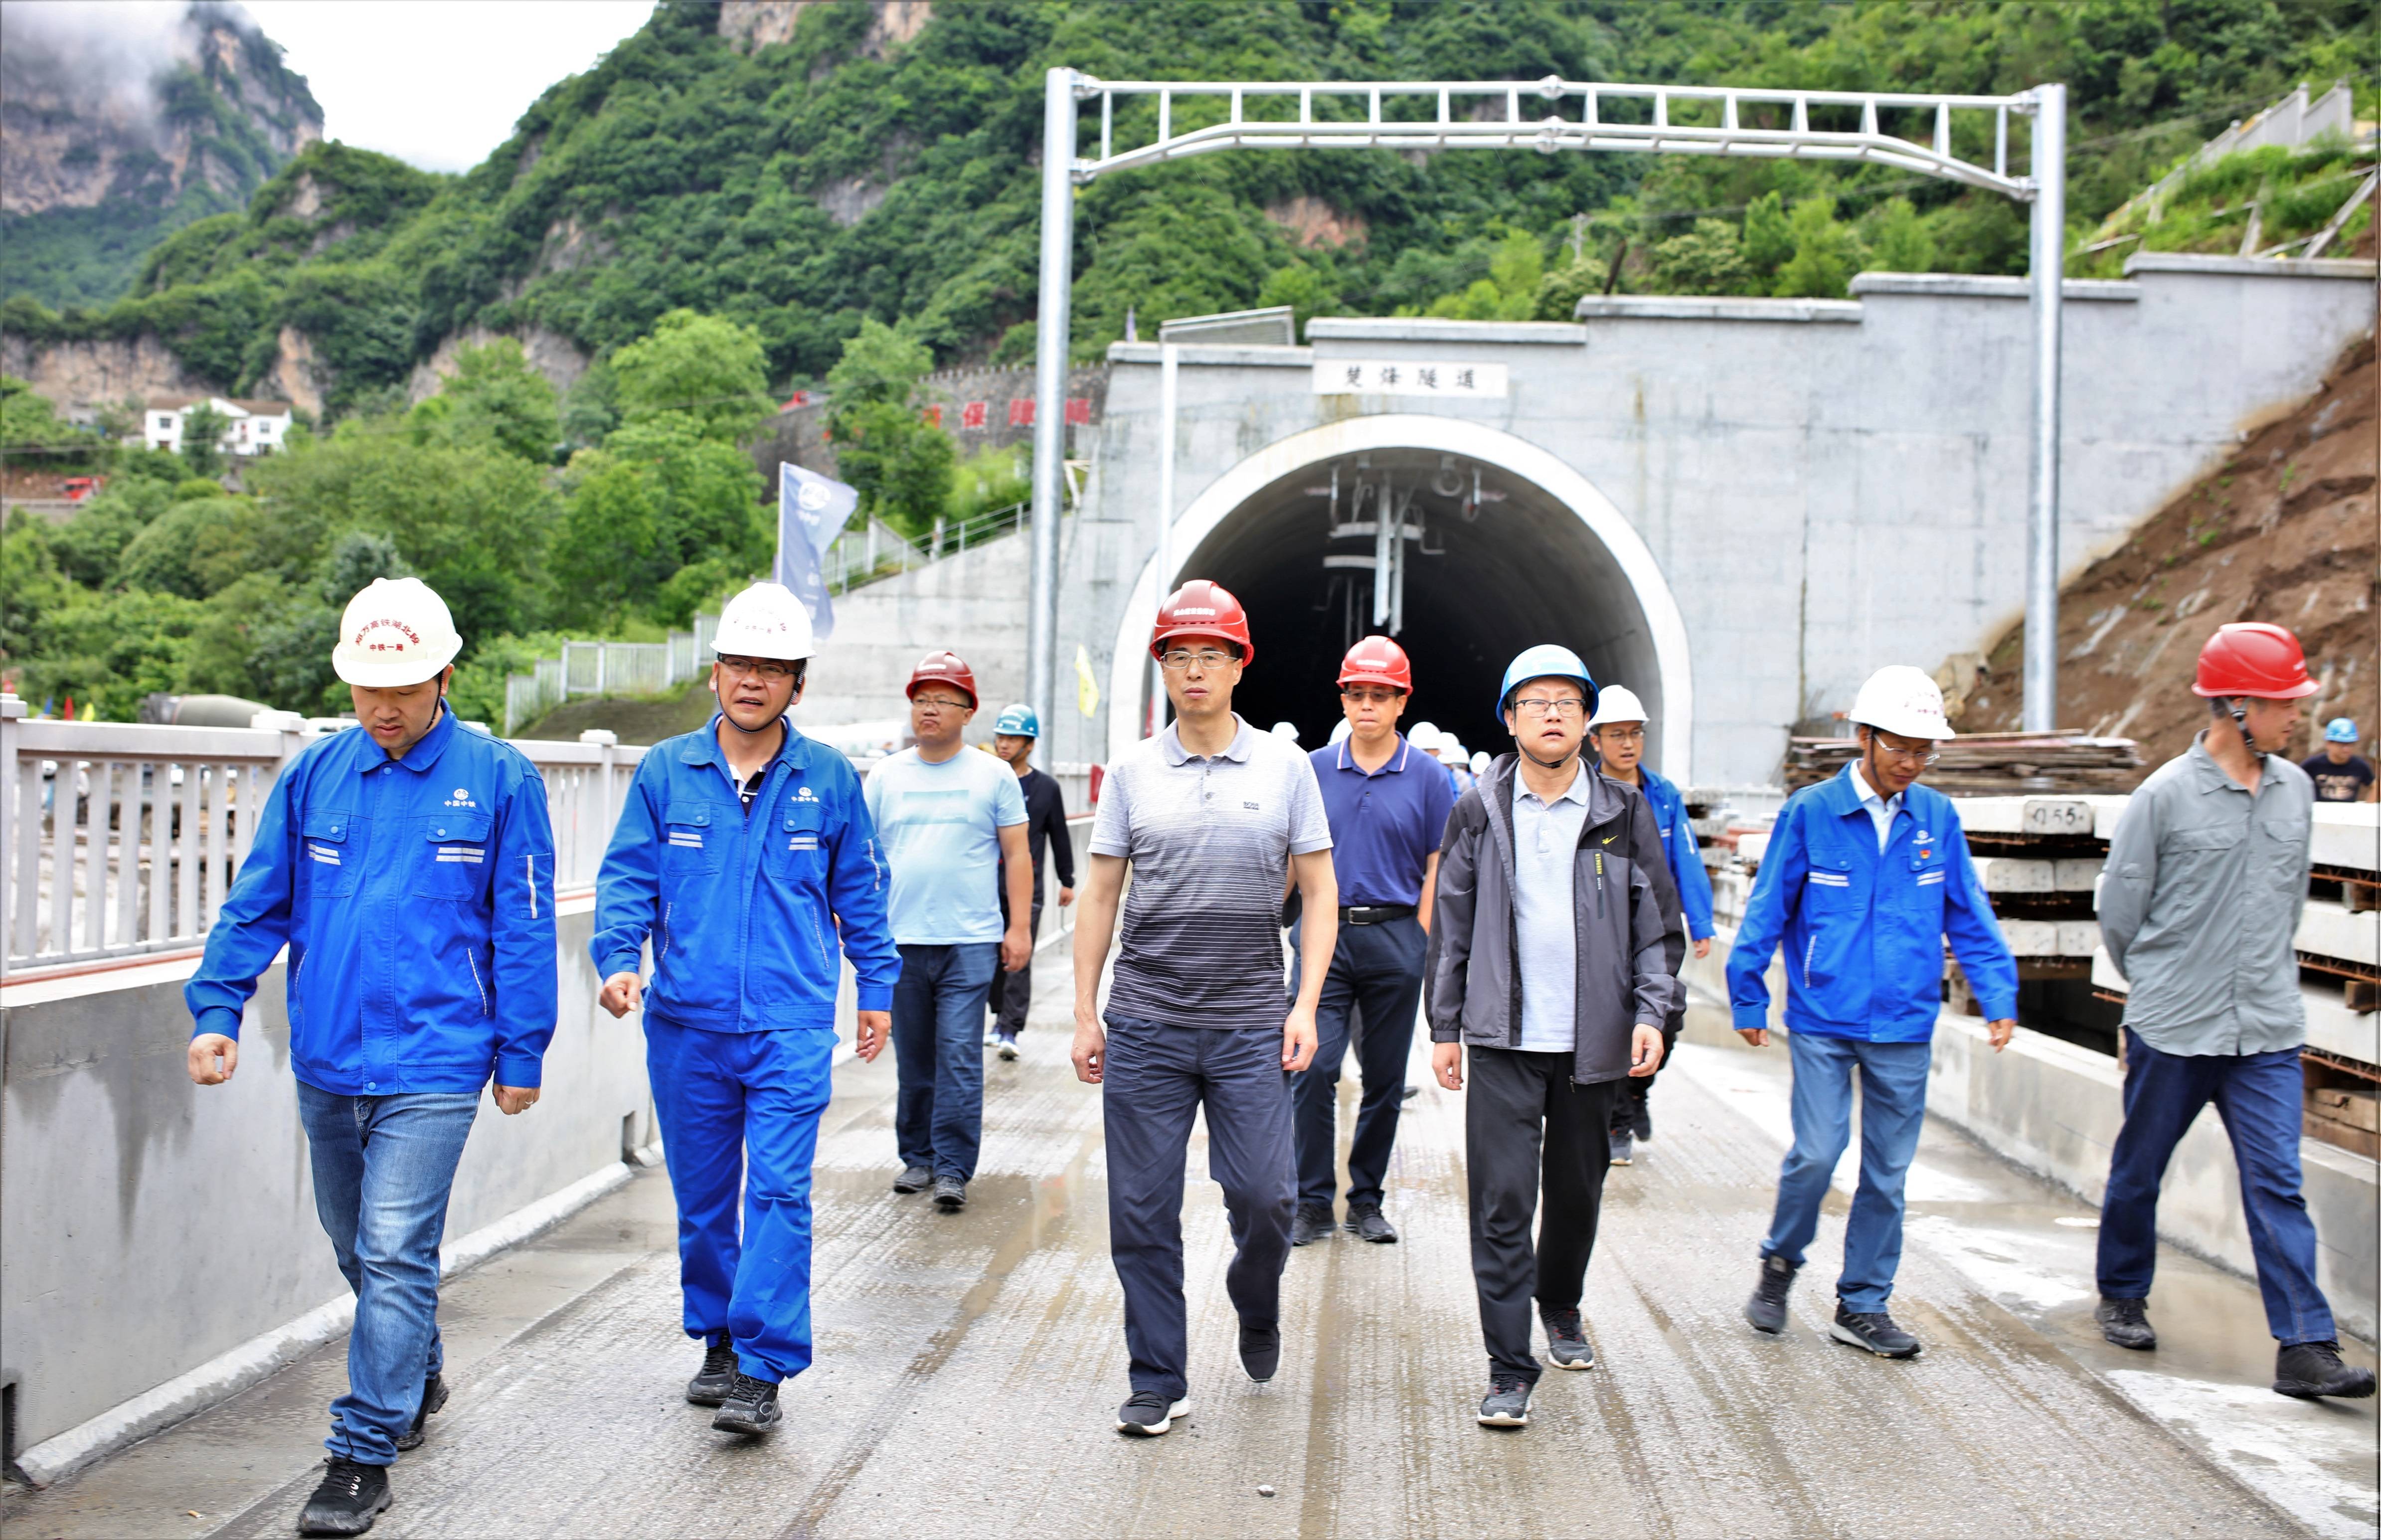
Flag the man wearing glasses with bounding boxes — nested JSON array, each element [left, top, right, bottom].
[[1072, 580, 1337, 1437], [1429, 645, 1681, 1430], [1290, 635, 1453, 1248], [866, 651, 1032, 1211], [1727, 665, 2016, 1360], [1585, 684, 1715, 1167], [593, 581, 901, 1437]]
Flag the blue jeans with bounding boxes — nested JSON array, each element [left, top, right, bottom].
[[1291, 915, 1424, 1210], [2096, 1028, 2336, 1344], [1102, 1014, 1294, 1401], [1759, 1031, 1931, 1312], [892, 941, 1000, 1181], [295, 1082, 480, 1466], [646, 1018, 836, 1382]]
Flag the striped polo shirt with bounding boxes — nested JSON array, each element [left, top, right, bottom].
[[1091, 715, 1333, 1028]]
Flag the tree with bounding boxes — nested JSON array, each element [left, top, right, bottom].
[[826, 320, 957, 540], [553, 417, 769, 626], [611, 310, 773, 444], [1651, 219, 1753, 296], [1772, 197, 1861, 300], [1864, 198, 1937, 275], [177, 401, 230, 479], [410, 340, 560, 463], [1741, 192, 1794, 282]]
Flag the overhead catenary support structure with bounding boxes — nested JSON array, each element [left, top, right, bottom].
[[1023, 71, 2072, 750]]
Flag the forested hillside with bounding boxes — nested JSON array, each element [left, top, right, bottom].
[[6, 0, 2373, 417]]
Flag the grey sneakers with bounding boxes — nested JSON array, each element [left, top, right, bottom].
[[1541, 1307, 1595, 1370], [1476, 1374, 1532, 1427], [1829, 1303, 1922, 1359], [932, 1175, 968, 1210], [1745, 1254, 1798, 1335], [893, 1163, 932, 1194], [1116, 1391, 1190, 1436], [712, 1373, 781, 1434], [685, 1332, 737, 1406]]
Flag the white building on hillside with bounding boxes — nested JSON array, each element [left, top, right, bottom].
[[144, 395, 294, 458]]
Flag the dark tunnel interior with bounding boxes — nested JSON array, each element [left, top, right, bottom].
[[1157, 450, 1667, 768]]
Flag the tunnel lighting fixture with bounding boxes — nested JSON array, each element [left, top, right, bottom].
[[1023, 71, 2070, 752]]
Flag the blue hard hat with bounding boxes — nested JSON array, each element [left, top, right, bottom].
[[1497, 645, 1598, 719], [994, 703, 1040, 737], [2326, 717, 2360, 744]]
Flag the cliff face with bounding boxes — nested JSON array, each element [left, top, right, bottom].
[[0, 0, 321, 308]]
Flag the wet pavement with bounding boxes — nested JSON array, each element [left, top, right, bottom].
[[8, 940, 2374, 1540]]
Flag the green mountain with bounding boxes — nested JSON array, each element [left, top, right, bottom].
[[0, 1, 322, 310], [7, 0, 2372, 415]]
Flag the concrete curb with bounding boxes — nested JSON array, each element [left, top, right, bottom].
[[14, 1161, 636, 1489]]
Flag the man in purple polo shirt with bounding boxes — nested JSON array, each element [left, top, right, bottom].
[[1291, 636, 1455, 1247]]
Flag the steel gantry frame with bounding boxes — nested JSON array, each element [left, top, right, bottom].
[[1025, 73, 2071, 757]]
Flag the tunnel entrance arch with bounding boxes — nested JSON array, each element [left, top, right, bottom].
[[1105, 415, 1694, 781]]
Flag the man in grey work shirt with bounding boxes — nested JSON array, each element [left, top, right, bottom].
[[2093, 622, 2373, 1400]]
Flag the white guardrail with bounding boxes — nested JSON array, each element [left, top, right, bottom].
[[0, 695, 651, 981]]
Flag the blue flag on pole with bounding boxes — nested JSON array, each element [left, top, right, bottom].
[[776, 462, 856, 643]]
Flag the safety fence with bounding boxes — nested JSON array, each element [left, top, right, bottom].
[[0, 696, 653, 980]]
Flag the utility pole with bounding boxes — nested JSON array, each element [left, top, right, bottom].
[[2023, 83, 2065, 733], [1025, 68, 1076, 770]]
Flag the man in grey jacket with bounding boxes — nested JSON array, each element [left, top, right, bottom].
[[2094, 622, 2373, 1400], [1428, 645, 1681, 1430]]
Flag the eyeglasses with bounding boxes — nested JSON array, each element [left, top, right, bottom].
[[911, 694, 972, 711], [1512, 696, 1586, 719], [1872, 738, 1940, 766], [718, 656, 798, 682], [1160, 648, 1238, 672], [1340, 687, 1401, 705], [1595, 725, 1647, 742]]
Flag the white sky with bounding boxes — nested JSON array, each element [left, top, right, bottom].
[[239, 1, 657, 173]]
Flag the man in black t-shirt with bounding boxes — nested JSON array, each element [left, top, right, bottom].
[[987, 704, 1076, 1055], [2303, 718, 2377, 803]]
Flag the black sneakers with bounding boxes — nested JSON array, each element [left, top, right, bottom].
[[1745, 1254, 1798, 1335], [1829, 1303, 1922, 1359], [1631, 1104, 1654, 1143], [1116, 1391, 1189, 1436], [1541, 1307, 1595, 1370], [712, 1373, 781, 1434], [686, 1331, 737, 1406], [2095, 1297, 2157, 1351], [893, 1163, 932, 1194], [2273, 1340, 2378, 1400], [393, 1372, 447, 1452], [932, 1175, 968, 1210], [1289, 1203, 1334, 1247], [1239, 1322, 1281, 1383], [1476, 1374, 1532, 1428], [1344, 1203, 1398, 1243], [1607, 1130, 1634, 1167], [298, 1458, 391, 1537]]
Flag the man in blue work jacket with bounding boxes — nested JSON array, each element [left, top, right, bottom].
[[593, 581, 899, 1438], [1587, 684, 1715, 1167], [1727, 666, 2017, 1360], [187, 577, 556, 1538]]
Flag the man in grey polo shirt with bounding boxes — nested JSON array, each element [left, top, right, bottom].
[[1072, 580, 1338, 1438], [2093, 623, 2373, 1400]]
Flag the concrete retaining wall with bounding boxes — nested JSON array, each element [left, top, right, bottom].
[[1683, 935, 2379, 1341], [0, 901, 652, 1470], [797, 526, 1033, 729]]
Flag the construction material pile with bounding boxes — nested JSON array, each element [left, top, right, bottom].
[[1783, 731, 2145, 794]]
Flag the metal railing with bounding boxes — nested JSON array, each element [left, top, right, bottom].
[[503, 614, 721, 735], [0, 696, 653, 980]]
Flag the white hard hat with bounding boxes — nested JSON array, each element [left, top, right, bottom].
[[333, 577, 462, 687], [1270, 720, 1300, 743], [713, 581, 816, 661], [1408, 721, 1443, 751], [1848, 665, 1957, 740], [1586, 684, 1649, 729], [1330, 719, 1352, 744], [1469, 750, 1490, 776]]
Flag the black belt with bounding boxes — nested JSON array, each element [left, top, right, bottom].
[[1340, 903, 1416, 925]]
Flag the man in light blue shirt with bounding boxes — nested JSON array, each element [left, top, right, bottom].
[[865, 651, 1029, 1210]]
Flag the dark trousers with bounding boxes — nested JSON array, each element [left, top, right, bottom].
[[1608, 1012, 1683, 1136], [1464, 1046, 1619, 1382], [1102, 1013, 1294, 1401], [891, 941, 999, 1181], [987, 901, 1043, 1037], [1291, 915, 1425, 1209], [2097, 1027, 2336, 1345]]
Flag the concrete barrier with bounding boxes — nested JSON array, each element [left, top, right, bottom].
[[1683, 934, 2378, 1343], [0, 899, 654, 1482]]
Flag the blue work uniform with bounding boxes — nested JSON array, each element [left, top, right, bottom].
[[591, 716, 899, 1384], [1724, 764, 2016, 1310], [1601, 763, 1717, 1138], [187, 705, 558, 1466]]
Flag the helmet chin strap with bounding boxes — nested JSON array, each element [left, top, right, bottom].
[[2218, 695, 2255, 751], [1521, 741, 1579, 773]]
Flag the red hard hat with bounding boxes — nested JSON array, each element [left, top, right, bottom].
[[1338, 635, 1412, 692], [906, 650, 978, 707], [2192, 622, 2317, 700], [1150, 579, 1254, 665]]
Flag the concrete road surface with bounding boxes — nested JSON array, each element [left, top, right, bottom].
[[8, 941, 2374, 1539]]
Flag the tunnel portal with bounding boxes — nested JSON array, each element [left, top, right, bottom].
[[1173, 449, 1668, 769]]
